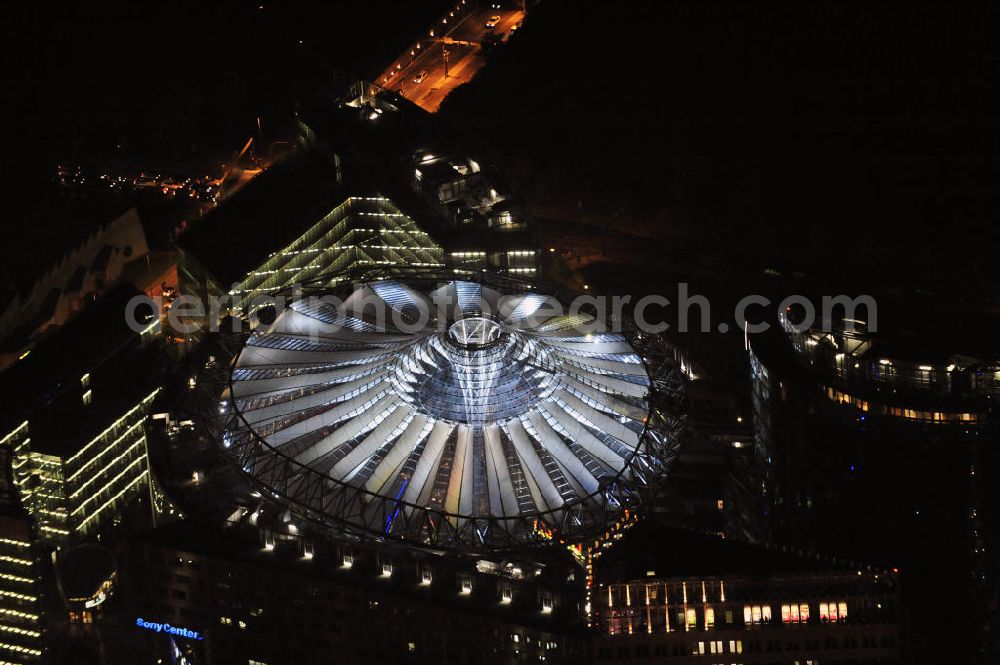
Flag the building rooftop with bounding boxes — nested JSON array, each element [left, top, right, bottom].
[[216, 279, 673, 552], [120, 516, 585, 638], [296, 94, 536, 254], [178, 150, 346, 286], [0, 283, 165, 456], [594, 520, 870, 584], [0, 189, 136, 309]]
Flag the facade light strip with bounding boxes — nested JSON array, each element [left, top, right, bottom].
[[0, 558, 30, 569], [0, 591, 36, 603], [0, 423, 28, 448], [67, 390, 158, 467], [0, 639, 42, 655], [0, 608, 38, 621], [71, 457, 147, 516], [0, 575, 31, 586], [75, 470, 149, 529], [0, 624, 41, 638], [69, 439, 146, 499]]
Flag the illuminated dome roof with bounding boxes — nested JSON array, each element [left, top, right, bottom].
[[217, 280, 678, 551]]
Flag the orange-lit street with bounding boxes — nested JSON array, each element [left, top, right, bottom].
[[378, 3, 525, 112]]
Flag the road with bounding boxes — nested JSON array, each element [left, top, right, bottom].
[[378, 3, 525, 112]]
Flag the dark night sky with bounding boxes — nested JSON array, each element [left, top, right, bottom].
[[0, 0, 449, 293], [3, 1, 1000, 290], [441, 1, 1000, 289], [0, 1, 449, 207]]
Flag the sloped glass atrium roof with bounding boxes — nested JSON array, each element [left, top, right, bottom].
[[217, 280, 678, 551]]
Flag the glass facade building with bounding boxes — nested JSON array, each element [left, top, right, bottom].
[[180, 193, 445, 314], [6, 390, 160, 544], [0, 518, 43, 663], [229, 196, 444, 298], [0, 424, 45, 663]]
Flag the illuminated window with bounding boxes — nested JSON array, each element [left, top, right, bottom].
[[744, 605, 771, 625], [540, 591, 553, 612], [820, 602, 846, 621], [342, 551, 354, 568], [729, 639, 743, 654], [460, 575, 472, 594], [421, 567, 433, 585], [382, 561, 393, 577], [81, 373, 90, 388], [782, 604, 808, 623], [82, 389, 93, 406], [686, 608, 697, 629], [705, 607, 715, 628], [501, 585, 513, 603]]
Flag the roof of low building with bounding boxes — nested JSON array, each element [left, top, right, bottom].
[[594, 519, 863, 583]]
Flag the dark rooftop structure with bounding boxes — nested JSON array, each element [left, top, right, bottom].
[[0, 283, 165, 455], [0, 189, 136, 307], [57, 544, 116, 601], [594, 520, 864, 584], [296, 90, 536, 255], [178, 150, 345, 286]]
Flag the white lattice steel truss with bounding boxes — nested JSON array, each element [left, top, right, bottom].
[[212, 280, 681, 551]]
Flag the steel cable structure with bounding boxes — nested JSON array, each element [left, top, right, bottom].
[[203, 277, 684, 552]]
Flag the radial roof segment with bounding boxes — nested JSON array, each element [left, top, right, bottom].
[[217, 280, 678, 551]]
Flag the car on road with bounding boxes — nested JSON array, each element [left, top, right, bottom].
[[412, 71, 428, 84], [485, 15, 501, 29]]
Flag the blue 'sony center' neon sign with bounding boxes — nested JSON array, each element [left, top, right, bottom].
[[135, 618, 204, 640]]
